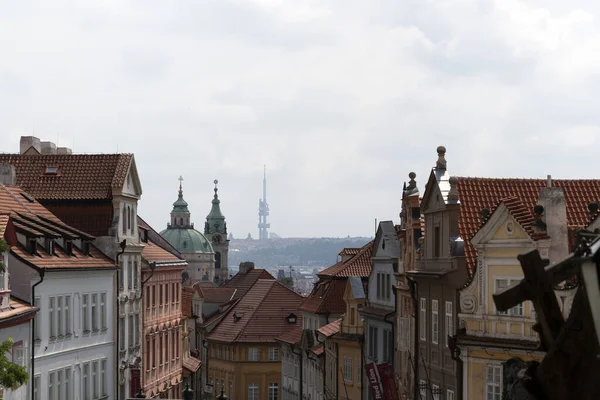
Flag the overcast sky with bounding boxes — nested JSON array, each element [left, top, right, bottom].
[[2, 1, 600, 238]]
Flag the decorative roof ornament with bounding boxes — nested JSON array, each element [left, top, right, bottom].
[[436, 145, 447, 169], [172, 175, 189, 213], [404, 172, 419, 196], [205, 179, 227, 235], [448, 176, 459, 203]]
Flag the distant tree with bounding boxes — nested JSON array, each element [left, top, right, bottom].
[[0, 238, 9, 271], [0, 338, 29, 393]]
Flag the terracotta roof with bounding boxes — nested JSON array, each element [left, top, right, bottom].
[[183, 356, 202, 373], [319, 241, 374, 278], [194, 286, 237, 303], [457, 177, 600, 274], [275, 325, 303, 345], [310, 344, 324, 356], [142, 240, 186, 265], [298, 278, 347, 314], [0, 296, 38, 324], [0, 185, 116, 270], [138, 216, 183, 259], [0, 153, 133, 200], [223, 268, 275, 299], [339, 248, 361, 256], [208, 279, 304, 343], [316, 318, 341, 337]]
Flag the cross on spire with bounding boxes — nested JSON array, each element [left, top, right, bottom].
[[178, 175, 184, 193]]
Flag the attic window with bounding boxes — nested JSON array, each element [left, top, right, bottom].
[[286, 313, 297, 324], [44, 166, 58, 175], [20, 193, 35, 203]]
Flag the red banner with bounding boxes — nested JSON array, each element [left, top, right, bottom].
[[377, 363, 399, 400], [365, 362, 384, 400]]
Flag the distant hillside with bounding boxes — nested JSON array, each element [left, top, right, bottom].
[[228, 237, 372, 269]]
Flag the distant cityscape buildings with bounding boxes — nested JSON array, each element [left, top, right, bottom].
[[258, 165, 270, 241]]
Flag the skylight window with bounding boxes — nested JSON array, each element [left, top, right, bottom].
[[44, 166, 58, 175]]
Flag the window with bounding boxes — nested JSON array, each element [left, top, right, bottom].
[[127, 206, 131, 231], [83, 363, 90, 400], [12, 342, 24, 366], [350, 307, 355, 325], [368, 325, 378, 359], [34, 297, 41, 341], [122, 207, 127, 234], [92, 360, 99, 398], [64, 295, 71, 335], [432, 299, 439, 344], [445, 301, 453, 346], [127, 260, 132, 290], [268, 382, 279, 400], [343, 356, 353, 382], [48, 367, 71, 400], [119, 317, 125, 350], [49, 296, 56, 338], [0, 270, 4, 290], [128, 315, 134, 348], [100, 293, 107, 330], [447, 389, 455, 400], [82, 294, 90, 332], [33, 375, 41, 400], [376, 273, 382, 299], [420, 298, 426, 341], [119, 261, 124, 290], [231, 347, 235, 361], [357, 358, 363, 386], [399, 317, 410, 350], [248, 383, 259, 400], [49, 371, 55, 400], [420, 380, 427, 399], [434, 226, 441, 258], [134, 313, 140, 345], [91, 293, 98, 331], [432, 384, 440, 400], [133, 260, 139, 289], [248, 347, 259, 361], [383, 329, 393, 363], [216, 345, 221, 359], [486, 365, 502, 400], [495, 279, 523, 316], [268, 347, 279, 361], [386, 273, 391, 300], [56, 296, 63, 336]]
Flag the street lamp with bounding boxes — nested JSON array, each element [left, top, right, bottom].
[[183, 383, 194, 400], [135, 388, 145, 398], [216, 383, 229, 400]]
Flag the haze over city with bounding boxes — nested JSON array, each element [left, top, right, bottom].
[[3, 1, 600, 238]]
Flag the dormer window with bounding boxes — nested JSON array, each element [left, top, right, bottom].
[[82, 241, 90, 256], [46, 239, 54, 256], [44, 166, 58, 175], [29, 239, 37, 255], [65, 240, 73, 256], [286, 313, 297, 324]]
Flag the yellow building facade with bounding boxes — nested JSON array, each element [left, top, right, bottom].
[[333, 277, 366, 400]]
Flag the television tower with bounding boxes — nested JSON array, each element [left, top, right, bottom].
[[258, 165, 270, 240]]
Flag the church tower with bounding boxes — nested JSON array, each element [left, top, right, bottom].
[[205, 180, 229, 283]]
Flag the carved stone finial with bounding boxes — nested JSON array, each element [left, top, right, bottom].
[[436, 146, 447, 169], [448, 176, 459, 202]]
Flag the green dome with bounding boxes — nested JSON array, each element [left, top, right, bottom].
[[159, 227, 214, 254]]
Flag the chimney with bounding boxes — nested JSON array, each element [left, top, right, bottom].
[[537, 186, 568, 261], [547, 175, 552, 188], [57, 147, 73, 155], [20, 136, 41, 154], [239, 261, 255, 274], [436, 146, 447, 169], [40, 141, 57, 155], [0, 164, 16, 185]]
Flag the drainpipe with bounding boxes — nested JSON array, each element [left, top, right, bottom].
[[31, 268, 45, 400], [115, 240, 126, 399]]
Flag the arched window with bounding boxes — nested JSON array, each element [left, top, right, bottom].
[[122, 206, 127, 234], [130, 207, 135, 233], [127, 206, 131, 231], [215, 252, 221, 269], [180, 217, 183, 226]]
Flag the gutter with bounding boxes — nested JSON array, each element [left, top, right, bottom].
[[31, 268, 45, 400]]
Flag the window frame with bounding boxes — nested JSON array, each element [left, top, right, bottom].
[[419, 298, 426, 341], [445, 301, 453, 347], [432, 299, 439, 345], [486, 364, 502, 400]]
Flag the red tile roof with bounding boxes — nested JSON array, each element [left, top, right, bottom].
[[457, 177, 600, 273], [208, 279, 304, 343], [316, 318, 341, 338], [11, 241, 116, 270], [318, 241, 373, 278], [0, 297, 38, 325], [183, 356, 202, 373], [0, 153, 133, 200], [275, 325, 303, 345], [339, 248, 361, 256], [223, 268, 275, 299], [142, 240, 186, 265], [310, 344, 324, 356], [194, 286, 237, 303], [138, 216, 182, 259], [298, 278, 347, 315]]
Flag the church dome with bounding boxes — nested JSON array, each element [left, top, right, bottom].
[[159, 227, 214, 254]]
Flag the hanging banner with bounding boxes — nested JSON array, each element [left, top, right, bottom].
[[365, 362, 384, 399], [377, 363, 400, 400]]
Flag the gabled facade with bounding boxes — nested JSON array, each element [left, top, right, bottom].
[[406, 147, 468, 400], [0, 183, 117, 400], [361, 221, 400, 399], [395, 172, 421, 400], [456, 177, 600, 400], [1, 136, 145, 398], [332, 276, 366, 400]]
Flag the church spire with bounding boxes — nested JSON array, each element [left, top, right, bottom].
[[205, 179, 227, 234], [169, 176, 191, 229]]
